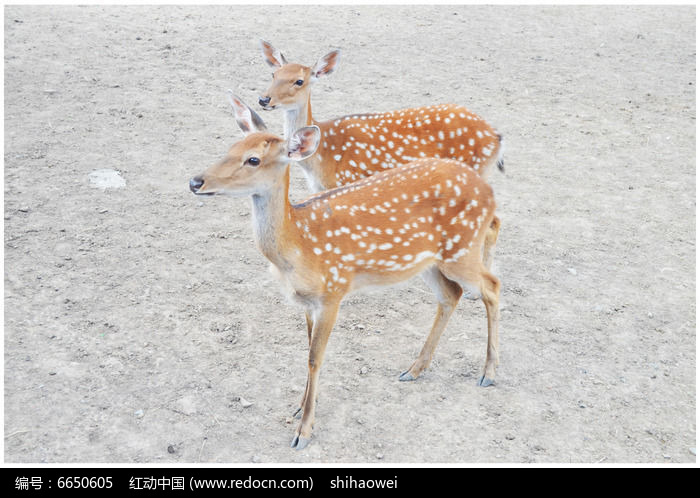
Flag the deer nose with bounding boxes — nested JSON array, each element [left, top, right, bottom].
[[189, 175, 204, 193], [259, 96, 271, 107]]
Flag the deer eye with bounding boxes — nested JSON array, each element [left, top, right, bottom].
[[246, 157, 261, 166], [294, 79, 304, 86]]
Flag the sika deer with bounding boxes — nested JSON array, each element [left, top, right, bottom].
[[258, 39, 505, 193], [190, 96, 501, 450]]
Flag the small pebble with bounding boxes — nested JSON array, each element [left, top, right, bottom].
[[360, 366, 368, 375], [167, 445, 176, 454], [689, 448, 696, 456], [134, 409, 144, 418], [567, 268, 577, 275], [376, 453, 384, 460], [239, 397, 253, 408]]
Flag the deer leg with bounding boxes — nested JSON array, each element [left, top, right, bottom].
[[399, 266, 462, 381], [438, 256, 501, 386], [483, 216, 500, 271], [291, 300, 340, 450], [292, 310, 314, 419], [477, 270, 500, 387]]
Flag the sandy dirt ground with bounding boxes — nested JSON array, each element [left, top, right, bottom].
[[4, 5, 696, 464]]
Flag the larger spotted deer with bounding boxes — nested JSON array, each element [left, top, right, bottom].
[[258, 39, 505, 194], [189, 96, 501, 450], [258, 40, 503, 269]]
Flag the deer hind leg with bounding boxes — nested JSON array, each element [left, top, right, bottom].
[[482, 215, 500, 271], [399, 266, 462, 382], [438, 257, 501, 387], [476, 270, 500, 386], [291, 300, 340, 450]]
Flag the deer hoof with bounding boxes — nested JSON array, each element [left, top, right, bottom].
[[399, 370, 417, 382], [291, 407, 302, 419], [290, 434, 311, 450], [477, 375, 495, 387]]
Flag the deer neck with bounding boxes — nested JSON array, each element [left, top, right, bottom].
[[250, 166, 298, 271], [283, 93, 314, 138], [283, 94, 326, 193]]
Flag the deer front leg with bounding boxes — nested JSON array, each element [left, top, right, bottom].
[[292, 310, 314, 419], [291, 301, 340, 450]]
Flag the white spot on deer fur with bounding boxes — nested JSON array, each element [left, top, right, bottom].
[[334, 154, 341, 161], [402, 254, 413, 261], [313, 247, 322, 255], [329, 267, 339, 281], [444, 247, 469, 263], [378, 243, 392, 250]]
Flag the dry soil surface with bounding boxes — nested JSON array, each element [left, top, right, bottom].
[[4, 5, 696, 463]]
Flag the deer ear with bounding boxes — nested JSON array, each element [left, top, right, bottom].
[[260, 39, 287, 68], [287, 126, 321, 160], [227, 91, 267, 135], [311, 49, 340, 80]]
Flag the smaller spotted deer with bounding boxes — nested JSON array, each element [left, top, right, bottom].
[[258, 39, 505, 194], [190, 96, 501, 450]]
